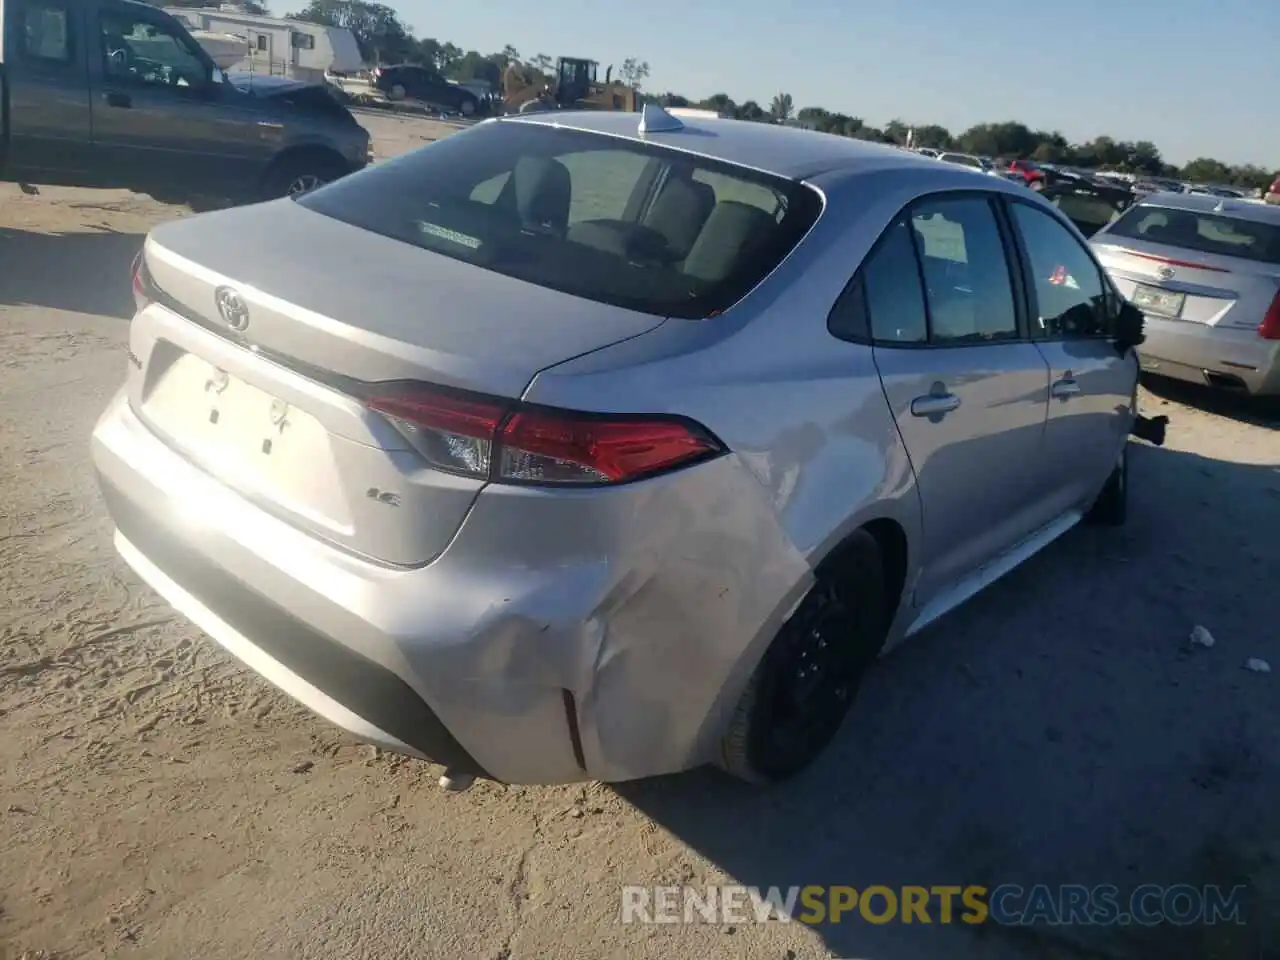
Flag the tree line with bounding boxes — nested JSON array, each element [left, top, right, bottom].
[[269, 0, 1275, 191]]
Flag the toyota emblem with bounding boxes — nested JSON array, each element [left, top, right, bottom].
[[214, 286, 250, 332], [1156, 266, 1175, 281]]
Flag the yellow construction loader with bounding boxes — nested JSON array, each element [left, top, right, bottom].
[[502, 57, 638, 114]]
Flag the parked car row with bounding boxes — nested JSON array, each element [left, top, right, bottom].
[[912, 150, 1272, 207]]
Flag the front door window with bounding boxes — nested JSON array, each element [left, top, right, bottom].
[[100, 10, 208, 88]]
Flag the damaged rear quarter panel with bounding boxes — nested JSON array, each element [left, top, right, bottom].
[[415, 457, 812, 782], [509, 177, 926, 779]]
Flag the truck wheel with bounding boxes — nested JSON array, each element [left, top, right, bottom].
[[719, 530, 888, 784], [262, 154, 348, 199], [459, 97, 477, 116], [388, 83, 406, 101]]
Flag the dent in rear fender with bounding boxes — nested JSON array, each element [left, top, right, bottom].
[[417, 456, 811, 782], [576, 458, 813, 780]]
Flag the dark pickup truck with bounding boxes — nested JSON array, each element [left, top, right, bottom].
[[0, 0, 370, 203]]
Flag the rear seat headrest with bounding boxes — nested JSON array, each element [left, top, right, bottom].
[[509, 156, 572, 234], [683, 201, 776, 283]]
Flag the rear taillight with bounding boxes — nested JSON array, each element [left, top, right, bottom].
[[365, 385, 724, 486], [130, 250, 154, 312], [1259, 291, 1280, 340], [366, 389, 503, 477]]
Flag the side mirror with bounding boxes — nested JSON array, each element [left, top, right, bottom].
[[1113, 299, 1145, 355], [210, 67, 225, 85]]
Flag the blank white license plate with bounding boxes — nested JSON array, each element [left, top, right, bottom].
[[1132, 283, 1186, 319], [143, 353, 332, 489]]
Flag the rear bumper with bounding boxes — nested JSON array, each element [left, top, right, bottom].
[[91, 390, 807, 783], [101, 478, 489, 775], [1137, 317, 1280, 396]]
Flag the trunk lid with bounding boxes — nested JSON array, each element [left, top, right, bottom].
[[134, 199, 666, 565], [1091, 235, 1280, 330]]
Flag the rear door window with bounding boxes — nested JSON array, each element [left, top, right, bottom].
[[910, 196, 1019, 343], [15, 0, 72, 62], [297, 122, 822, 319], [862, 219, 928, 344], [1107, 205, 1280, 265]]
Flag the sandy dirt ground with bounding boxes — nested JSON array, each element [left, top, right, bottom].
[[2, 115, 1279, 960]]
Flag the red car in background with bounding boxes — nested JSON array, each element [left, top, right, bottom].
[[1007, 159, 1046, 189], [1266, 174, 1280, 205]]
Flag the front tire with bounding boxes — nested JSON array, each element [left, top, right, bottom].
[[1085, 444, 1128, 526], [261, 153, 348, 200], [720, 530, 888, 784]]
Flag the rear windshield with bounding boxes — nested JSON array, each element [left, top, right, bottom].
[[296, 121, 822, 319], [1106, 204, 1280, 265]]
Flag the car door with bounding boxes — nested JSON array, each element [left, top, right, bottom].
[[2, 0, 95, 173], [859, 194, 1052, 602], [1005, 198, 1137, 517], [88, 2, 272, 191]]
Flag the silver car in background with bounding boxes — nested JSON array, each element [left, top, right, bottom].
[[937, 151, 1003, 178], [93, 107, 1142, 788], [1091, 193, 1280, 395]]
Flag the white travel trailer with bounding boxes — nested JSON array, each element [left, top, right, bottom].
[[166, 6, 363, 84], [186, 27, 249, 69]]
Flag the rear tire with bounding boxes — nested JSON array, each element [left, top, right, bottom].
[[388, 83, 406, 101], [459, 96, 477, 116], [1085, 444, 1128, 526], [720, 530, 888, 784]]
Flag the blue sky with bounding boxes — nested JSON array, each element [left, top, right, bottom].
[[385, 0, 1276, 168]]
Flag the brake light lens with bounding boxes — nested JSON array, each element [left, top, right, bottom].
[[366, 389, 504, 477], [365, 385, 724, 486], [1259, 290, 1280, 340], [500, 408, 719, 484], [131, 250, 154, 312], [1125, 250, 1230, 273]]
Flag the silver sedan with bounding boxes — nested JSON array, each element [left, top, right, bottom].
[[1092, 192, 1280, 396], [93, 106, 1142, 788]]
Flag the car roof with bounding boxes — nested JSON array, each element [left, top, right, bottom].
[[499, 111, 947, 180], [1134, 191, 1280, 225]]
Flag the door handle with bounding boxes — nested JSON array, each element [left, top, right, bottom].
[[911, 392, 962, 417], [1051, 378, 1081, 398], [104, 91, 132, 109]]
